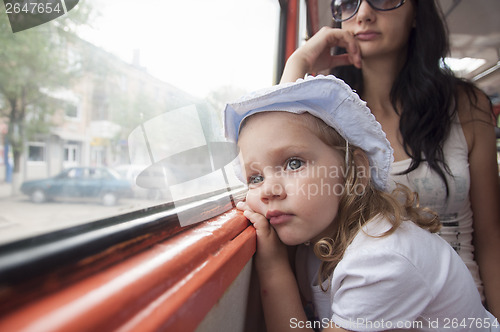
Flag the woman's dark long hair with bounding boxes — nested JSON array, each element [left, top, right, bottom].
[[332, 0, 488, 195]]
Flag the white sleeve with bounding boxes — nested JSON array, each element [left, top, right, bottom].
[[330, 248, 433, 331]]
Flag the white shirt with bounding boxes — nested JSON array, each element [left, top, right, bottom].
[[296, 216, 498, 331], [389, 114, 483, 298]]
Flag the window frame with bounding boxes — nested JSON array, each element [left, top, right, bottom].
[[0, 0, 290, 328], [0, 187, 247, 308], [0, 188, 256, 330], [26, 142, 46, 163]]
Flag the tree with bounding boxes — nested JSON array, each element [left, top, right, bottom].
[[0, 3, 92, 192], [205, 84, 248, 128]]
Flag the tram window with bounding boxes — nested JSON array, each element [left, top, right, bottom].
[[0, 0, 279, 245]]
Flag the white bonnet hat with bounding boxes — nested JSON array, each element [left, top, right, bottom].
[[223, 75, 393, 191]]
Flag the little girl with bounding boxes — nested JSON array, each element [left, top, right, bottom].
[[223, 75, 498, 331]]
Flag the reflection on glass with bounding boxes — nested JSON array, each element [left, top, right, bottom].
[[0, 0, 279, 244]]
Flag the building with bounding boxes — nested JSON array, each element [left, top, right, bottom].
[[1, 38, 200, 183]]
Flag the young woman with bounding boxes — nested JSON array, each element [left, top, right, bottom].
[[224, 75, 497, 331], [280, 0, 500, 318]]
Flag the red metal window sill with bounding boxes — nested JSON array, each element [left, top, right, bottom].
[[0, 208, 256, 332]]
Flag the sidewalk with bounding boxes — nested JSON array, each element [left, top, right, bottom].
[[0, 182, 14, 199]]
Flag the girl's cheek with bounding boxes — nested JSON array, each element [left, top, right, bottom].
[[245, 190, 261, 211]]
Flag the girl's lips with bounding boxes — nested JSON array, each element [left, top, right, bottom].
[[355, 32, 379, 41], [266, 211, 294, 225]]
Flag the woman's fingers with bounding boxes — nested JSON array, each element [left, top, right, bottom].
[[336, 30, 362, 68], [329, 53, 356, 68], [281, 27, 361, 82], [320, 27, 361, 69], [305, 27, 361, 70]]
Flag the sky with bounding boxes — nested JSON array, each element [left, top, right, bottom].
[[78, 0, 280, 98]]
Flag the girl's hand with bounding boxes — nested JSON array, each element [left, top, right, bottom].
[[236, 201, 289, 274], [280, 27, 361, 83]]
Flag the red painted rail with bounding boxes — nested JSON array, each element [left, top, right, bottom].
[[0, 209, 256, 332]]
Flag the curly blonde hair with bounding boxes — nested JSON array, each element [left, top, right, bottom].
[[306, 114, 441, 289]]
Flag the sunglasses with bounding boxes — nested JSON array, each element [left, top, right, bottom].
[[331, 0, 406, 22]]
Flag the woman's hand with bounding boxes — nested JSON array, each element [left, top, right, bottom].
[[236, 201, 289, 274], [280, 26, 361, 83]]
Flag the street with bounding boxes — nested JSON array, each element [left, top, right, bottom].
[[0, 194, 167, 246], [0, 168, 244, 246]]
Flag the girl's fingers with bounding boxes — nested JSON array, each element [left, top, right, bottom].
[[243, 210, 269, 230], [236, 200, 249, 211], [236, 203, 288, 272], [237, 201, 268, 226], [236, 201, 270, 232], [242, 209, 277, 241]]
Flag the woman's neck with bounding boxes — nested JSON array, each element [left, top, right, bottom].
[[360, 55, 405, 116], [360, 56, 412, 162]]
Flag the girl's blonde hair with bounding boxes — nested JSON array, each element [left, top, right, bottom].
[[305, 114, 441, 289]]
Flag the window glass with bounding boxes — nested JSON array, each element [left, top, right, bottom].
[[64, 102, 79, 119], [0, 0, 279, 244], [27, 143, 45, 162]]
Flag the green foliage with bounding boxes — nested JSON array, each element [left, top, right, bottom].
[[0, 3, 93, 172]]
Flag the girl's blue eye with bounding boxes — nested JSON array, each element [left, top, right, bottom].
[[286, 158, 304, 171], [248, 175, 264, 184]]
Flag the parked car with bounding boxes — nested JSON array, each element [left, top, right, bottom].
[[20, 167, 133, 205], [113, 164, 167, 200]]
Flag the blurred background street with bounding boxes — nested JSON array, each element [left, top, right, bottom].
[[0, 182, 163, 245]]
